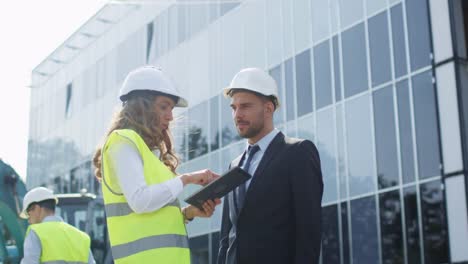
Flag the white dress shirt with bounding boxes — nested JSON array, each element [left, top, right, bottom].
[[243, 128, 280, 189], [106, 141, 184, 213]]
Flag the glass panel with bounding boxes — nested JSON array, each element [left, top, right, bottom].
[[333, 36, 342, 102], [297, 113, 315, 142], [317, 109, 337, 203], [379, 190, 404, 264], [220, 96, 240, 147], [373, 85, 399, 189], [351, 195, 379, 263], [311, 0, 330, 43], [406, 0, 432, 71], [293, 0, 312, 52], [321, 205, 340, 263], [188, 102, 209, 160], [266, 0, 284, 66], [336, 104, 347, 199], [210, 95, 220, 151], [285, 58, 296, 121], [346, 94, 375, 196], [368, 11, 392, 87], [340, 202, 350, 264], [403, 186, 422, 264], [342, 23, 368, 98], [177, 5, 187, 44], [420, 180, 449, 263], [270, 64, 285, 126], [188, 4, 208, 39], [412, 71, 441, 179], [367, 0, 386, 16], [390, 4, 408, 78], [339, 0, 364, 29], [396, 80, 415, 183], [314, 41, 333, 109], [295, 49, 313, 117]]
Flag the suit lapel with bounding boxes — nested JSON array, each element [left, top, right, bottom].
[[238, 132, 285, 216]]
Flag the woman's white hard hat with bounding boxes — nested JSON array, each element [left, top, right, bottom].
[[223, 67, 280, 108], [119, 66, 188, 107], [20, 187, 58, 219]]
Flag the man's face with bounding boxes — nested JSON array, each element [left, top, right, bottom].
[[27, 204, 41, 224], [230, 91, 268, 139]]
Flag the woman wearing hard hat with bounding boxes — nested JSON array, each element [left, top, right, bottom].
[[92, 66, 220, 264]]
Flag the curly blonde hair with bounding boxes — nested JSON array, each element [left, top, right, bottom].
[[93, 92, 179, 181]]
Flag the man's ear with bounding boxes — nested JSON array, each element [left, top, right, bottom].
[[265, 101, 274, 115]]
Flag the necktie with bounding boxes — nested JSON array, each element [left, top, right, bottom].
[[237, 145, 260, 210]]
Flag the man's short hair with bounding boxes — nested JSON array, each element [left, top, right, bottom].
[[36, 199, 56, 212], [228, 88, 278, 110]]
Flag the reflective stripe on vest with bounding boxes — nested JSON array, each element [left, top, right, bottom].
[[28, 222, 90, 263], [101, 129, 189, 263], [42, 261, 87, 264], [105, 199, 180, 217]]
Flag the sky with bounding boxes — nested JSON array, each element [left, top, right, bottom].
[[0, 1, 108, 180]]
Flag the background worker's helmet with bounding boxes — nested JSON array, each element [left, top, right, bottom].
[[119, 65, 188, 107], [223, 67, 280, 108], [20, 187, 58, 219]]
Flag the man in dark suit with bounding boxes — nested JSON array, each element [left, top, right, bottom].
[[217, 68, 323, 264]]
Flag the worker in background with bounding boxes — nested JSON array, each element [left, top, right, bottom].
[[92, 66, 221, 263], [20, 187, 95, 264]]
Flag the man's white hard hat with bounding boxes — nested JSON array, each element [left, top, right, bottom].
[[223, 67, 280, 108], [20, 187, 58, 219], [119, 66, 188, 107]]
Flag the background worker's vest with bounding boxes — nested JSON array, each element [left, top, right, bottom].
[[101, 129, 189, 264], [27, 221, 90, 263]]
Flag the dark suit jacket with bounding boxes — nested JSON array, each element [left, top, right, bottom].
[[217, 132, 323, 264]]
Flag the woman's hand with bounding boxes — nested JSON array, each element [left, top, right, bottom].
[[181, 169, 220, 186], [183, 199, 222, 220]]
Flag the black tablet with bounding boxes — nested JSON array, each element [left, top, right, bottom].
[[184, 166, 251, 210]]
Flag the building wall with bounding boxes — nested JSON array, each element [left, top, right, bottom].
[[27, 0, 468, 263]]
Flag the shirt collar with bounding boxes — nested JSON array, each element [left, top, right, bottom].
[[245, 128, 280, 153], [42, 215, 64, 223]]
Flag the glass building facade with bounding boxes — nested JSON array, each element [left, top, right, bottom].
[[27, 0, 468, 263]]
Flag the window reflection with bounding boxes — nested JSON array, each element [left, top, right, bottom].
[[340, 202, 350, 264], [412, 71, 441, 179], [220, 95, 240, 147], [342, 23, 368, 98], [420, 180, 449, 263], [379, 190, 404, 264], [295, 49, 313, 117], [314, 41, 332, 109], [270, 64, 285, 126], [317, 109, 337, 203], [209, 96, 220, 151], [345, 94, 375, 196], [396, 80, 416, 183], [391, 4, 408, 78], [188, 102, 209, 160], [403, 186, 422, 264], [351, 196, 379, 263], [373, 86, 399, 189], [406, 0, 432, 71], [368, 11, 392, 87], [333, 36, 342, 102], [285, 58, 296, 121], [321, 205, 340, 264]]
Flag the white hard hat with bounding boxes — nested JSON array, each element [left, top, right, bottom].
[[119, 66, 188, 107], [223, 68, 280, 108], [20, 187, 58, 219]]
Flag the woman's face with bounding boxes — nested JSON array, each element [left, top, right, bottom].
[[153, 95, 176, 130]]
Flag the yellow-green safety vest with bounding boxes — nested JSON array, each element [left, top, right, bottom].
[[27, 221, 90, 264], [101, 129, 189, 264]]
